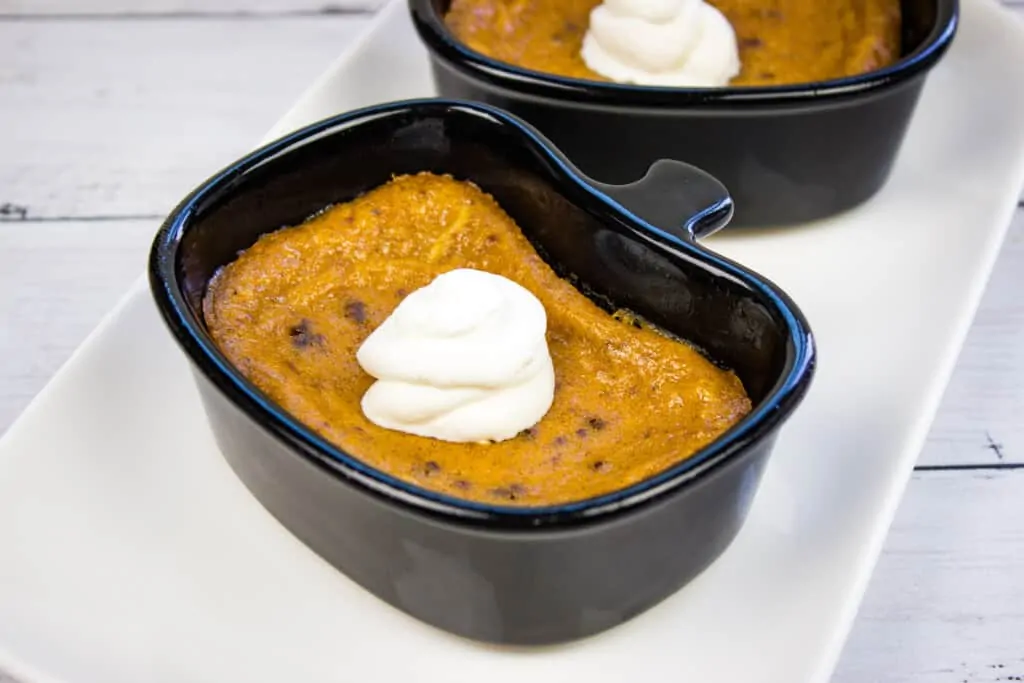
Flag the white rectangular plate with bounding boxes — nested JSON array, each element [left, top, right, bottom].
[[2, 1, 1024, 682]]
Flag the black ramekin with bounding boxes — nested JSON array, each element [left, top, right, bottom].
[[149, 99, 815, 645], [409, 0, 958, 227]]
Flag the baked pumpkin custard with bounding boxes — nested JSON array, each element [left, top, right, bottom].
[[444, 0, 902, 87], [204, 173, 751, 506]]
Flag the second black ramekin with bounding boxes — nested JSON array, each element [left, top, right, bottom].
[[410, 0, 959, 227]]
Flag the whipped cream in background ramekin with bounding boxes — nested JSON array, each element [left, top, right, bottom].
[[581, 0, 741, 87], [356, 268, 555, 444]]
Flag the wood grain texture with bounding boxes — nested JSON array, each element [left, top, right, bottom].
[[834, 469, 1024, 683], [917, 208, 1024, 467], [0, 0, 385, 15], [0, 16, 369, 220], [0, 220, 154, 434]]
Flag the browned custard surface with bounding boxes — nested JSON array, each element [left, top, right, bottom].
[[204, 173, 751, 506], [444, 0, 901, 86]]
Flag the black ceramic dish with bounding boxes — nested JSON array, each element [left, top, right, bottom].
[[410, 0, 958, 227], [149, 99, 815, 646]]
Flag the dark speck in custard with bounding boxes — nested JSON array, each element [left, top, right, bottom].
[[586, 416, 606, 431], [552, 435, 567, 447], [519, 426, 537, 439], [552, 21, 582, 43], [454, 479, 472, 491], [344, 300, 367, 324], [396, 288, 408, 298], [576, 428, 588, 438], [740, 36, 763, 48], [423, 460, 441, 476], [759, 71, 777, 79], [591, 460, 610, 473], [485, 234, 499, 244], [289, 319, 324, 349], [492, 484, 526, 501]]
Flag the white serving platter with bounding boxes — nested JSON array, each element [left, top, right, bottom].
[[2, 1, 1024, 681]]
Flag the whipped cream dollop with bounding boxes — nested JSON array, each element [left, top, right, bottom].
[[356, 269, 555, 444], [581, 0, 741, 87]]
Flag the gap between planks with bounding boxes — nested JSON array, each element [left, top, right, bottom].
[[834, 468, 1024, 683], [0, 213, 162, 223], [1, 191, 1022, 226]]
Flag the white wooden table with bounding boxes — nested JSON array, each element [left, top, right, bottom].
[[1, 1, 1023, 680]]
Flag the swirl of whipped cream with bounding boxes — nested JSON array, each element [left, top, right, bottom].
[[581, 0, 741, 87], [356, 268, 555, 443]]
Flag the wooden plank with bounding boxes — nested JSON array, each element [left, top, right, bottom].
[[0, 0, 384, 15], [917, 208, 1024, 467], [833, 468, 1024, 683], [0, 220, 154, 434], [0, 16, 370, 220]]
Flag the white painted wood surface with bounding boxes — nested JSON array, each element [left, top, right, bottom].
[[0, 0, 387, 14], [0, 16, 370, 220], [0, 2, 1022, 682], [0, 220, 153, 434], [923, 211, 1024, 467], [835, 469, 1024, 683]]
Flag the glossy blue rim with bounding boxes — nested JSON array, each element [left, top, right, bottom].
[[409, 0, 959, 107], [149, 99, 815, 529]]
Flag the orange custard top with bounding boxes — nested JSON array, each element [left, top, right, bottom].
[[204, 173, 751, 506]]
